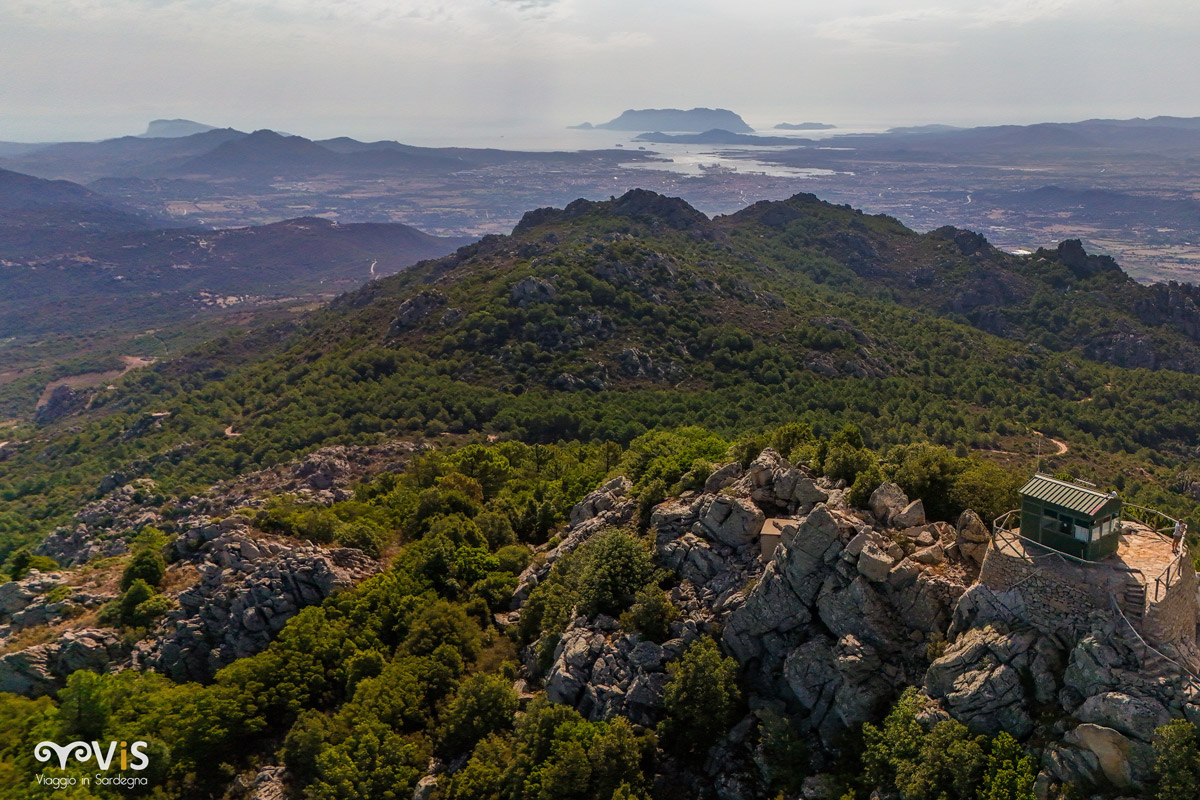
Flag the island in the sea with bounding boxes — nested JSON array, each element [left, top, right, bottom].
[[572, 107, 753, 133], [633, 129, 804, 146], [774, 121, 836, 130], [139, 118, 219, 138]]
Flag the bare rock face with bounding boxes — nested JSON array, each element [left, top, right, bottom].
[[784, 634, 897, 748], [722, 506, 845, 664], [0, 571, 112, 647], [250, 765, 290, 800], [955, 509, 991, 567], [868, 483, 908, 525], [509, 277, 557, 306], [1076, 692, 1170, 745], [140, 528, 379, 681], [892, 499, 926, 529], [38, 442, 418, 567], [856, 541, 893, 583], [744, 448, 827, 514], [694, 495, 765, 548], [1045, 724, 1142, 790], [911, 542, 945, 566], [0, 628, 127, 696], [568, 476, 632, 527], [703, 462, 742, 494], [924, 624, 1039, 738], [543, 618, 681, 726]]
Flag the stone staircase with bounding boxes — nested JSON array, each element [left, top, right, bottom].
[[1121, 582, 1146, 621]]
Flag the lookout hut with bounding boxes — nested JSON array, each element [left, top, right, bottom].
[[1017, 473, 1122, 560]]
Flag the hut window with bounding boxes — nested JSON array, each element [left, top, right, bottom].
[[1074, 523, 1089, 542]]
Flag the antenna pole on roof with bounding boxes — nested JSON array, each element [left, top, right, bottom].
[[1033, 427, 1042, 475]]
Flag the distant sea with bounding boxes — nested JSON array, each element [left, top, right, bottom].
[[388, 123, 889, 179], [390, 123, 889, 152]]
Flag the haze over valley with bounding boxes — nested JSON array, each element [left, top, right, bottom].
[[6, 2, 1200, 799]]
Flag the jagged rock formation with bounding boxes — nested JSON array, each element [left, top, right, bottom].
[[135, 523, 379, 681], [544, 616, 684, 726], [506, 450, 1200, 796], [33, 384, 88, 425], [922, 573, 1200, 794], [513, 452, 977, 758], [0, 628, 127, 695], [8, 442, 414, 692], [0, 570, 113, 647], [37, 441, 418, 567]]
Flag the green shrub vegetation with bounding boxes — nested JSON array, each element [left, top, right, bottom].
[[6, 192, 1200, 798]]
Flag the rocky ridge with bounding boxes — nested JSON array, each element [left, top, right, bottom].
[[3, 441, 414, 694], [508, 450, 1200, 798]]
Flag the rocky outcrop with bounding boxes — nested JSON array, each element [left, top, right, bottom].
[[703, 462, 742, 494], [34, 384, 88, 425], [743, 448, 828, 514], [0, 571, 112, 646], [955, 509, 991, 567], [543, 617, 684, 726], [138, 527, 379, 681], [783, 633, 898, 747], [694, 495, 765, 548], [924, 624, 1041, 738], [0, 628, 127, 696], [868, 482, 908, 525], [893, 499, 925, 529], [923, 576, 1200, 794], [514, 477, 635, 607], [389, 290, 447, 334], [714, 494, 973, 748], [510, 277, 556, 306], [38, 441, 419, 567], [568, 476, 632, 527]]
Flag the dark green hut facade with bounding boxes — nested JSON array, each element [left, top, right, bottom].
[[1018, 474, 1123, 560]]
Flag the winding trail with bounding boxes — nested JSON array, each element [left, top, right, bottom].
[[1031, 429, 1069, 455]]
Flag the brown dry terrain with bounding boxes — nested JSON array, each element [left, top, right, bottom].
[[35, 356, 156, 409]]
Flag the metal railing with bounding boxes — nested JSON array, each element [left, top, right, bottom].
[[1151, 557, 1186, 604], [990, 510, 1147, 582], [1120, 504, 1183, 603], [994, 505, 1188, 607], [1122, 503, 1178, 537], [992, 509, 1019, 537]]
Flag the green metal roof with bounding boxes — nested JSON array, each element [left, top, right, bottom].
[[1019, 473, 1119, 518]]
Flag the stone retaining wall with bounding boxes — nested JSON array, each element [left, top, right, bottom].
[[979, 539, 1132, 639], [1144, 560, 1198, 645], [979, 535, 1198, 646]]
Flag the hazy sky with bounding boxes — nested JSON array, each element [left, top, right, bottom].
[[3, 0, 1199, 142]]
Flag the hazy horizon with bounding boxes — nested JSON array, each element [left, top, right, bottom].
[[3, 0, 1199, 144]]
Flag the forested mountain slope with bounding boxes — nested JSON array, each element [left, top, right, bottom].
[[4, 190, 1200, 560], [3, 190, 1200, 799]]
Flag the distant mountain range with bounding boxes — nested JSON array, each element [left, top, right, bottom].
[[0, 126, 636, 185], [572, 107, 754, 133], [0, 167, 170, 255], [772, 115, 1200, 157], [0, 167, 472, 337]]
